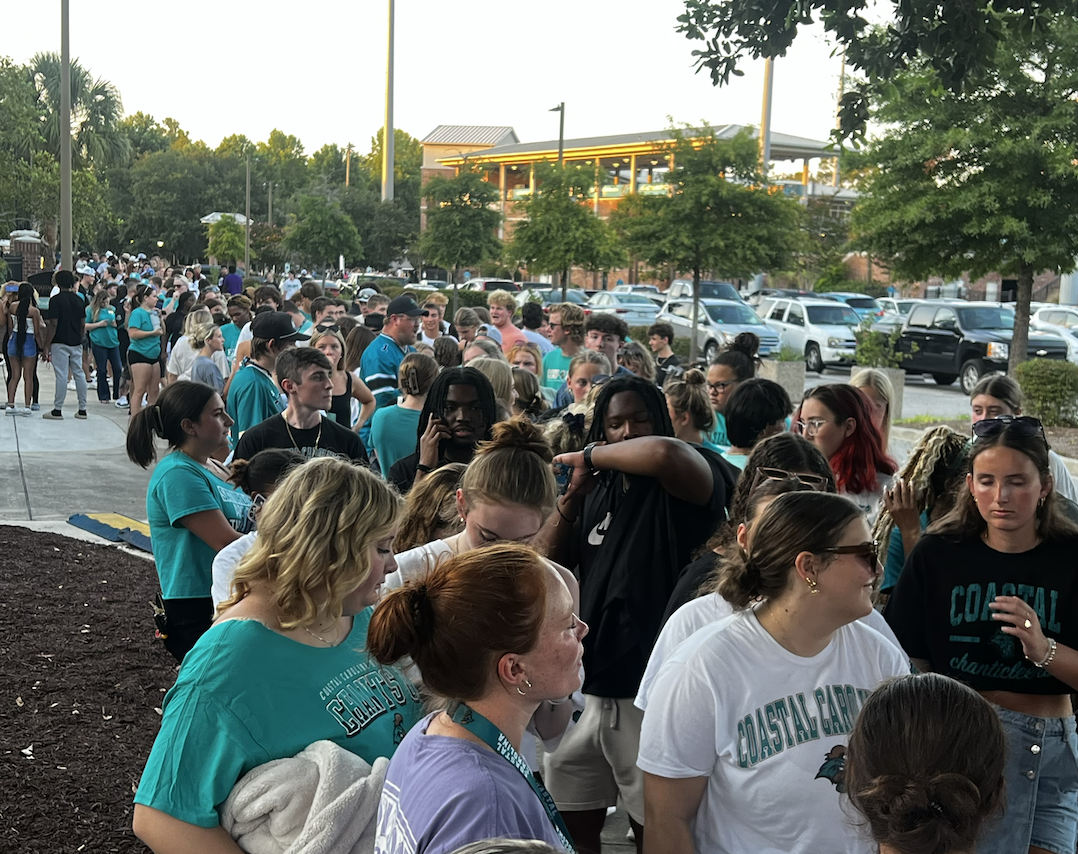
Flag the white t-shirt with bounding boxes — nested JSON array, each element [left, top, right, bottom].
[[522, 328, 555, 355], [636, 594, 903, 711], [842, 472, 893, 527], [237, 321, 253, 346], [383, 540, 453, 592], [637, 609, 909, 854], [1050, 449, 1077, 503], [166, 335, 230, 381], [419, 330, 459, 347], [211, 530, 258, 608], [282, 278, 301, 300]]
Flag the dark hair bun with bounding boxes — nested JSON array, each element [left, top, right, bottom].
[[682, 368, 706, 387], [855, 773, 984, 854], [730, 332, 760, 358], [480, 417, 553, 463]]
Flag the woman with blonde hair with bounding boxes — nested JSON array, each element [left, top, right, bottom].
[[469, 355, 516, 420], [508, 341, 544, 376], [851, 367, 895, 455], [187, 322, 227, 395], [512, 367, 547, 421], [664, 368, 718, 450], [166, 307, 227, 384], [369, 352, 440, 475], [394, 462, 467, 553], [133, 458, 423, 854], [309, 325, 376, 432], [618, 340, 656, 384]]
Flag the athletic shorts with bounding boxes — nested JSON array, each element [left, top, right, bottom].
[[127, 350, 160, 366], [542, 694, 645, 824]]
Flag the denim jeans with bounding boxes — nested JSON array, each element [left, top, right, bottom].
[[50, 342, 87, 411], [91, 343, 122, 401]]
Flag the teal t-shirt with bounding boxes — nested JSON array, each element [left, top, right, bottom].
[[146, 452, 252, 599], [721, 450, 748, 469], [227, 362, 284, 442], [542, 348, 573, 391], [85, 305, 119, 348], [706, 412, 729, 449], [133, 609, 422, 827], [369, 405, 421, 475], [127, 306, 161, 359], [221, 322, 242, 365]]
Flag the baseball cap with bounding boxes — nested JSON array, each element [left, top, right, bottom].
[[76, 263, 94, 277], [357, 287, 378, 302], [250, 311, 310, 342], [137, 253, 147, 261], [386, 295, 423, 317], [476, 323, 503, 345]]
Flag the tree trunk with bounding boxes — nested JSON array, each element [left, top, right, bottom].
[[689, 261, 702, 364], [1008, 262, 1034, 374], [561, 267, 569, 302]]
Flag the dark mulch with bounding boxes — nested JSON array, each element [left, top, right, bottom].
[[900, 419, 1078, 460], [0, 525, 176, 853]]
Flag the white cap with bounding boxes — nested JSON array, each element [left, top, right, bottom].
[[137, 253, 147, 260], [76, 263, 94, 276]]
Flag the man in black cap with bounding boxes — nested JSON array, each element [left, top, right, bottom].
[[358, 295, 422, 442], [225, 311, 309, 443]]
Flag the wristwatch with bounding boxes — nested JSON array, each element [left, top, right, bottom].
[[583, 442, 599, 474]]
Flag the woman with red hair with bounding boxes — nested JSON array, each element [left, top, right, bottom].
[[797, 383, 896, 523]]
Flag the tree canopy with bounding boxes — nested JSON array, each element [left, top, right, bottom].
[[850, 13, 1078, 371], [419, 169, 503, 281]]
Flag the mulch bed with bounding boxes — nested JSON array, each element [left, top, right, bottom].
[[901, 419, 1078, 460], [0, 526, 176, 853]]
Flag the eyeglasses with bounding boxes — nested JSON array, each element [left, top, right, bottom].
[[794, 417, 831, 435], [749, 466, 831, 495], [548, 322, 562, 329], [972, 415, 1048, 448], [708, 380, 737, 393], [819, 540, 880, 568]]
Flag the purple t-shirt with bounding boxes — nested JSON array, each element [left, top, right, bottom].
[[374, 713, 567, 854], [223, 273, 244, 295]]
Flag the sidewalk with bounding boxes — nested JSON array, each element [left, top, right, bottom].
[[1, 363, 153, 523]]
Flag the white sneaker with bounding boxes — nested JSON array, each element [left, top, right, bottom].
[[17, 406, 32, 417], [4, 405, 15, 416], [67, 379, 77, 391], [115, 396, 129, 408]]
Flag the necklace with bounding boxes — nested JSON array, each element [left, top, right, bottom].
[[282, 413, 321, 453], [301, 622, 337, 646]]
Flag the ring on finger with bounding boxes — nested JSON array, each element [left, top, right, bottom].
[[1024, 619, 1033, 629]]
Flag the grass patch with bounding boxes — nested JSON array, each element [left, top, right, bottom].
[[894, 414, 968, 425]]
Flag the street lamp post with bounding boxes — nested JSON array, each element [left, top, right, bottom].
[[381, 0, 395, 201], [244, 152, 251, 272], [759, 58, 774, 178], [60, 0, 73, 272], [549, 102, 565, 165]]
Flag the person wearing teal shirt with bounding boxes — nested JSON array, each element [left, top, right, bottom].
[[541, 303, 585, 391], [85, 292, 123, 402], [225, 311, 308, 443], [132, 458, 419, 853], [222, 295, 252, 368], [367, 351, 438, 475], [127, 381, 252, 662]]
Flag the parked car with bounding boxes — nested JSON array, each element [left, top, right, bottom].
[[463, 278, 520, 293], [898, 302, 1068, 393], [516, 288, 590, 308], [1029, 306, 1078, 364], [877, 297, 925, 318], [613, 284, 660, 295], [658, 298, 780, 362], [744, 287, 815, 308], [666, 279, 745, 303], [761, 298, 861, 372], [587, 292, 661, 327], [822, 292, 886, 320]]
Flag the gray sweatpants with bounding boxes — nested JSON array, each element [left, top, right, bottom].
[[50, 342, 87, 411]]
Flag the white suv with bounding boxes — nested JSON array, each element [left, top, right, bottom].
[[761, 297, 861, 372]]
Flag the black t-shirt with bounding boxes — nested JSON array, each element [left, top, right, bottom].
[[885, 533, 1078, 694], [576, 447, 728, 698], [233, 414, 369, 465], [47, 290, 86, 346], [663, 552, 720, 623], [655, 353, 683, 387]]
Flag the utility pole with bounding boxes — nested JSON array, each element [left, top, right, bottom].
[[345, 143, 353, 187], [550, 102, 565, 165], [381, 0, 395, 201], [759, 57, 774, 178], [267, 181, 273, 227], [833, 49, 846, 187], [59, 0, 73, 271], [244, 152, 251, 272]]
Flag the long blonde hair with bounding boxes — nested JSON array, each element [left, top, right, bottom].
[[219, 458, 401, 627], [90, 290, 111, 322], [182, 307, 213, 337], [309, 326, 348, 372], [851, 367, 895, 452]]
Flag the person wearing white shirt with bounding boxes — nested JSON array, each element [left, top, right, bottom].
[[637, 491, 908, 854]]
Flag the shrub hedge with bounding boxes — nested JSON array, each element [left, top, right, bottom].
[[1014, 358, 1078, 427]]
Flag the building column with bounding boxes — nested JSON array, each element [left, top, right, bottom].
[[594, 160, 601, 216], [802, 158, 810, 199], [629, 154, 637, 194], [499, 163, 507, 240], [529, 163, 536, 197]]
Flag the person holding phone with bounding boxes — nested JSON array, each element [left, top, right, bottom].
[[386, 367, 498, 494]]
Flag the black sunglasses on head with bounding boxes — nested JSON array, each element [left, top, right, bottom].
[[972, 415, 1048, 448]]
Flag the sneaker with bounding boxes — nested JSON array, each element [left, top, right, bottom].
[[75, 410, 88, 420], [30, 403, 40, 411], [115, 396, 129, 408], [67, 380, 77, 391], [42, 410, 63, 420], [4, 405, 15, 416], [17, 407, 32, 417]]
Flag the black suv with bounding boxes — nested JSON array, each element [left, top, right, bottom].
[[897, 302, 1067, 394]]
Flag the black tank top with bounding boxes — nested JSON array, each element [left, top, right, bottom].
[[329, 372, 353, 427]]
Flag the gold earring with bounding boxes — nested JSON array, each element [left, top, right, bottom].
[[806, 577, 819, 595]]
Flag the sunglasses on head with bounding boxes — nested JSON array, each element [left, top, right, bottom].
[[819, 540, 880, 566], [750, 466, 830, 494], [972, 415, 1047, 448], [315, 323, 340, 334]]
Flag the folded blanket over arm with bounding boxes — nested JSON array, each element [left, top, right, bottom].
[[220, 740, 389, 854]]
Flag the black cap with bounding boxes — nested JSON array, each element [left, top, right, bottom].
[[250, 311, 310, 342], [364, 312, 385, 331], [386, 295, 423, 317]]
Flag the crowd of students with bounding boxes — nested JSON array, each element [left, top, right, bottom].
[[48, 270, 1071, 854]]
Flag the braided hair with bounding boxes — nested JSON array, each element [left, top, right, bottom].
[[414, 367, 498, 449], [586, 375, 674, 443]]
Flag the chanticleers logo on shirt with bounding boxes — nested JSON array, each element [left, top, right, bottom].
[[815, 745, 847, 792], [588, 512, 612, 546]]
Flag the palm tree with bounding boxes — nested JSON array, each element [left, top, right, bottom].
[[27, 52, 131, 170]]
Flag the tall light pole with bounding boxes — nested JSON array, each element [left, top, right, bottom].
[[381, 0, 395, 201], [759, 57, 774, 179], [244, 152, 251, 272], [549, 102, 565, 165], [59, 0, 73, 271]]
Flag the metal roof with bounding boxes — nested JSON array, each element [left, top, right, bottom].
[[436, 124, 843, 165], [421, 125, 519, 147]]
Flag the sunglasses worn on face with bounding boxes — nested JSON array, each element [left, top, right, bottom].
[[819, 540, 880, 567], [972, 415, 1048, 448]]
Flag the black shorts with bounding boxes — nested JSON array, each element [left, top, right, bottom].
[[127, 350, 160, 366]]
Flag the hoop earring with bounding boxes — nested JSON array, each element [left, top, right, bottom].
[[516, 678, 533, 696], [806, 577, 819, 595]]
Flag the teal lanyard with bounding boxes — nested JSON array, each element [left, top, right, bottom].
[[448, 701, 576, 853]]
